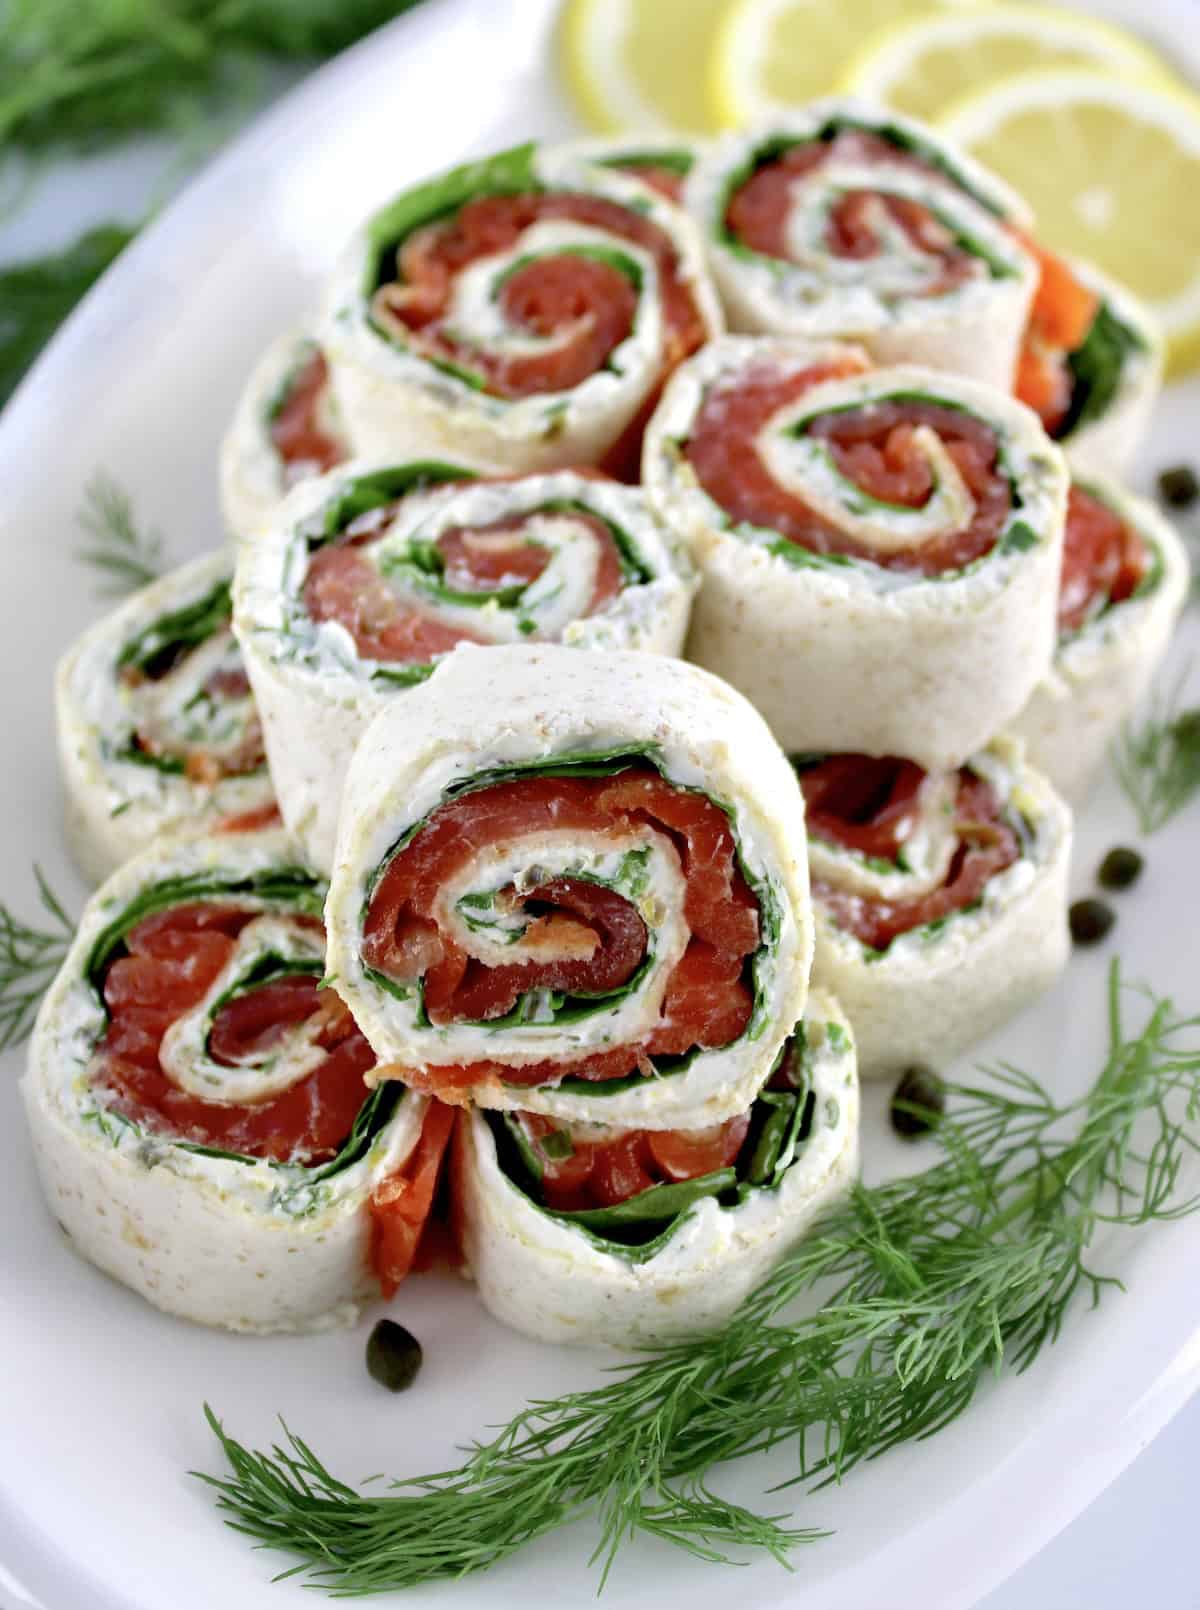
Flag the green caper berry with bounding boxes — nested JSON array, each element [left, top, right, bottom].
[[1070, 898, 1115, 946], [890, 1066, 945, 1138], [1098, 847, 1143, 891], [366, 1319, 423, 1393], [1157, 465, 1198, 509]]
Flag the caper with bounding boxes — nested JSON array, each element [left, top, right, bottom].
[[1097, 847, 1143, 891], [890, 1066, 945, 1138], [1157, 465, 1198, 509], [1069, 898, 1115, 946], [366, 1319, 423, 1393]]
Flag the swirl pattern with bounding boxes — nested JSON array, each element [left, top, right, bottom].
[[235, 464, 695, 873], [57, 552, 276, 884], [645, 335, 1069, 769], [796, 742, 1071, 1079], [22, 833, 455, 1330], [325, 646, 812, 1128], [323, 143, 722, 477], [687, 104, 1036, 390]]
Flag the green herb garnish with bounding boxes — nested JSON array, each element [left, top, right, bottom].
[[0, 0, 429, 156], [0, 226, 135, 408], [1059, 302, 1144, 438], [117, 578, 232, 675], [0, 3, 434, 405], [199, 961, 1200, 1592], [75, 471, 164, 598], [1113, 670, 1200, 834], [0, 867, 73, 1050]]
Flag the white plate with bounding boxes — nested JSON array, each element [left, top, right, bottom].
[[2, 2, 1199, 1606]]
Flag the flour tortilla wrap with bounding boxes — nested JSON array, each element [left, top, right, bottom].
[[1051, 262, 1164, 482], [235, 461, 696, 874], [555, 135, 706, 204], [804, 739, 1071, 1078], [643, 336, 1069, 770], [454, 989, 857, 1346], [325, 644, 812, 1129], [219, 329, 351, 543], [56, 551, 275, 884], [1011, 475, 1189, 801], [321, 141, 722, 476], [21, 830, 450, 1334], [686, 101, 1036, 390]]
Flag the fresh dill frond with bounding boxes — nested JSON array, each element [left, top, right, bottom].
[[1112, 668, 1200, 834], [0, 867, 73, 1051], [75, 472, 164, 598], [0, 3, 430, 405], [0, 0, 427, 155], [198, 961, 1200, 1593], [0, 226, 135, 407]]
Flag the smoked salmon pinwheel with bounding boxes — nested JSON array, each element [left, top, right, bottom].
[[1011, 474, 1189, 801], [220, 330, 352, 542], [57, 552, 276, 884], [686, 103, 1037, 390], [795, 740, 1071, 1078], [320, 141, 722, 480], [235, 462, 696, 873], [324, 645, 812, 1129], [644, 336, 1069, 770], [1015, 253, 1163, 481], [22, 830, 455, 1333], [454, 990, 857, 1346]]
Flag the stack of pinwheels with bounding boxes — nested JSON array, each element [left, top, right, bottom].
[[25, 103, 1189, 1342]]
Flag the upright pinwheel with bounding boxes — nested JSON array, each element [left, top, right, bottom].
[[321, 142, 723, 480], [644, 335, 1069, 769], [23, 829, 454, 1332], [235, 462, 696, 871]]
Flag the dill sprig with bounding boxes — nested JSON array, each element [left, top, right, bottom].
[[0, 1, 427, 156], [75, 472, 164, 598], [198, 962, 1200, 1594], [0, 867, 73, 1051], [0, 226, 136, 408], [1112, 668, 1200, 834]]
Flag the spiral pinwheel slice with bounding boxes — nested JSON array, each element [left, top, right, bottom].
[[57, 552, 277, 883], [1015, 252, 1163, 481], [325, 644, 811, 1129], [644, 335, 1069, 770], [220, 330, 352, 542], [235, 461, 696, 874], [454, 989, 857, 1346], [321, 142, 722, 481], [22, 830, 455, 1332], [794, 741, 1071, 1078], [1011, 474, 1189, 800], [687, 102, 1037, 390]]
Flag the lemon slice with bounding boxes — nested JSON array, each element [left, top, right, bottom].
[[941, 69, 1200, 374], [556, 0, 731, 132], [839, 4, 1173, 126], [710, 0, 983, 128]]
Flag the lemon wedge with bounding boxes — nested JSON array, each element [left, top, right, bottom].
[[941, 69, 1200, 374], [839, 4, 1173, 125], [709, 0, 982, 129], [556, 0, 731, 132]]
